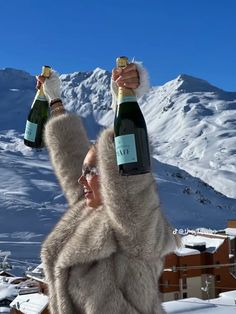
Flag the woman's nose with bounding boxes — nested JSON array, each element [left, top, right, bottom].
[[78, 175, 87, 185], [78, 175, 84, 185]]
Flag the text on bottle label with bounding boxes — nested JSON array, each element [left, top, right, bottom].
[[24, 120, 37, 142], [115, 134, 137, 165]]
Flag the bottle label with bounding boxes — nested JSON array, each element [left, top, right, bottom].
[[118, 95, 137, 105], [115, 134, 137, 165], [24, 120, 37, 142]]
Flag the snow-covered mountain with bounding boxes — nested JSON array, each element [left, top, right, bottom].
[[0, 67, 236, 273], [144, 75, 236, 199]]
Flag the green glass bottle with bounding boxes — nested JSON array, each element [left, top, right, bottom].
[[24, 66, 51, 148], [114, 56, 150, 175]]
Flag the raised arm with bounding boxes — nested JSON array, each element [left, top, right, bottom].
[[39, 71, 90, 206], [97, 129, 178, 259], [97, 60, 179, 258], [44, 114, 90, 206]]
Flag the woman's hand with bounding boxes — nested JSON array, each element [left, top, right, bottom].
[[36, 74, 45, 86], [36, 71, 65, 116], [112, 63, 140, 89], [36, 70, 61, 103]]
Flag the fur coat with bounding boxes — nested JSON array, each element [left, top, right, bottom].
[[41, 113, 179, 314]]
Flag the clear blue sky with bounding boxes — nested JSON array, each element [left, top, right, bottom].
[[1, 0, 236, 91]]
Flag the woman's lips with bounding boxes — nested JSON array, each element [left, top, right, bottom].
[[84, 190, 92, 198]]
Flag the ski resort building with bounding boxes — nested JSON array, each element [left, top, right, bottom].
[[160, 220, 236, 302]]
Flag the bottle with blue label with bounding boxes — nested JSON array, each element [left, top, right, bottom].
[[24, 66, 51, 148], [114, 57, 150, 175]]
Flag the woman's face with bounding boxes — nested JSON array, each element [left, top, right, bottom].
[[78, 148, 102, 208]]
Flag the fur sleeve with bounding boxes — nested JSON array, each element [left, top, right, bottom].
[[44, 113, 90, 206], [97, 129, 179, 259]]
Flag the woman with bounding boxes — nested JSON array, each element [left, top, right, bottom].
[[40, 62, 179, 314]]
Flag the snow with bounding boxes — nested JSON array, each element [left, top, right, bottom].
[[0, 67, 236, 274], [0, 282, 18, 301], [217, 290, 236, 304], [10, 293, 48, 314], [30, 263, 43, 274], [0, 275, 26, 302], [225, 228, 236, 237], [135, 75, 236, 199], [0, 308, 10, 313], [175, 247, 200, 256], [181, 234, 225, 253], [26, 263, 45, 282], [164, 290, 236, 313], [163, 297, 236, 313]]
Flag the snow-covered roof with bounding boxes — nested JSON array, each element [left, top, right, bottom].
[[225, 228, 236, 237], [181, 234, 225, 253], [219, 290, 236, 299], [213, 290, 236, 305], [31, 263, 43, 274], [10, 293, 48, 314], [163, 297, 236, 313], [0, 307, 10, 313], [26, 263, 45, 283], [0, 272, 14, 277], [0, 282, 18, 301], [175, 247, 200, 256]]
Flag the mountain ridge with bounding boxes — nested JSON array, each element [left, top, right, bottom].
[[0, 66, 235, 198]]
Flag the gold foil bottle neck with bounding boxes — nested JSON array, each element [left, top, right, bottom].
[[116, 56, 135, 99], [41, 65, 51, 78], [116, 56, 129, 68]]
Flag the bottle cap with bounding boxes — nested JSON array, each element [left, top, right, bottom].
[[41, 65, 51, 78], [116, 56, 129, 68]]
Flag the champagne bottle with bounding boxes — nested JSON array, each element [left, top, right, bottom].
[[114, 56, 150, 175], [24, 66, 51, 148]]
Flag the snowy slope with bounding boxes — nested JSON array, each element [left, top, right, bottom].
[[0, 67, 236, 273], [143, 75, 236, 199], [0, 130, 65, 272]]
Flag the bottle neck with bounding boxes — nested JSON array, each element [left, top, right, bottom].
[[35, 85, 47, 101], [118, 87, 136, 105]]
